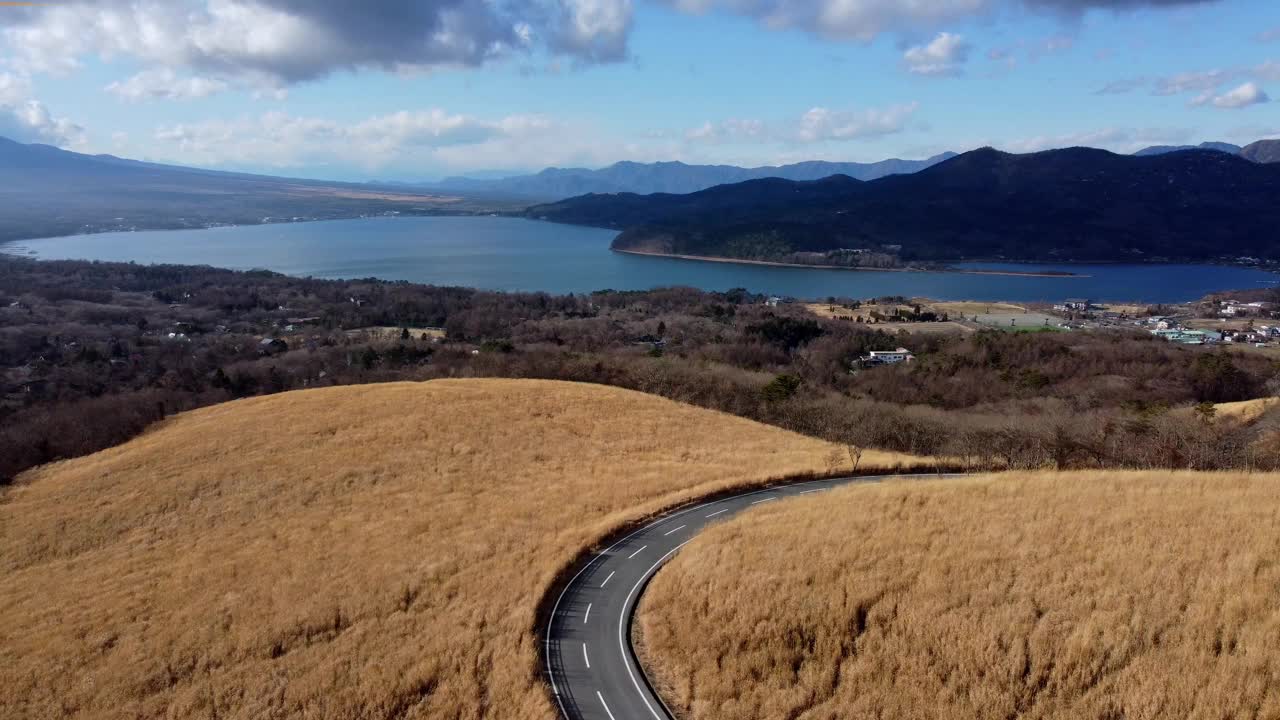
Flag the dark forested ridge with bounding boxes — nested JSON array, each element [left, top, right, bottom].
[[529, 147, 1280, 264]]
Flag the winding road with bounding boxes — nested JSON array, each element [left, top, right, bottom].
[[544, 473, 906, 720]]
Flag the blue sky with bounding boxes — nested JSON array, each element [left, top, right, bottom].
[[0, 0, 1277, 180]]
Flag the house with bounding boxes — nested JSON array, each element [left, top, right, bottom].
[[1063, 299, 1091, 311], [862, 347, 915, 365], [259, 338, 289, 354]]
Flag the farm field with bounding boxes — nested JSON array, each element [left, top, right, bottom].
[[0, 379, 931, 720], [638, 471, 1280, 720]]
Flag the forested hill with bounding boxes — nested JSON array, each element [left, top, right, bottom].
[[528, 147, 1280, 264]]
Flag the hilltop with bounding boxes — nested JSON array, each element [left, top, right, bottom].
[[530, 146, 1280, 264], [640, 470, 1280, 719], [0, 379, 929, 720]]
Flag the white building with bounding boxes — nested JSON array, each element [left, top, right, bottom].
[[864, 347, 915, 365]]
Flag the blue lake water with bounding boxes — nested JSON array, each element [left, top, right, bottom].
[[3, 216, 1276, 303]]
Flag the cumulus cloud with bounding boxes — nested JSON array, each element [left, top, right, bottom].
[[796, 103, 919, 142], [664, 0, 1217, 42], [105, 68, 230, 101], [1098, 62, 1278, 102], [2, 0, 635, 91], [0, 72, 85, 146], [149, 108, 562, 171], [903, 32, 970, 76], [1196, 81, 1270, 109]]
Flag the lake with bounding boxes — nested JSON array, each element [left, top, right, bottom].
[[3, 216, 1276, 303]]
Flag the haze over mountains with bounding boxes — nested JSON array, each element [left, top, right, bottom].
[[416, 141, 1279, 198], [530, 146, 1280, 265], [0, 134, 1277, 253], [0, 136, 514, 242], [413, 154, 959, 199]]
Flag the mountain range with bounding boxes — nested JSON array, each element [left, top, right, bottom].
[[414, 155, 959, 199], [417, 141, 1280, 199], [0, 136, 515, 243], [528, 146, 1280, 265]]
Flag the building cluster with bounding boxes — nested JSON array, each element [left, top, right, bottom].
[[1217, 299, 1274, 317], [1144, 316, 1280, 346]]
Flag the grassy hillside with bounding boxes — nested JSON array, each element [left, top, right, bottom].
[[0, 379, 929, 720], [639, 471, 1280, 720]]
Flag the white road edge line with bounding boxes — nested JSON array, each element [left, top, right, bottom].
[[620, 540, 692, 720], [583, 643, 591, 669], [584, 603, 591, 624], [545, 491, 738, 704], [799, 489, 825, 495], [663, 525, 686, 536], [705, 508, 729, 518], [751, 497, 777, 504], [598, 691, 618, 720], [628, 545, 647, 559], [545, 474, 889, 714], [600, 570, 616, 588]]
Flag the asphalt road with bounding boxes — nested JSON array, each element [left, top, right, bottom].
[[544, 473, 906, 720]]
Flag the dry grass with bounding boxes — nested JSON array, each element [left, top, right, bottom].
[[926, 300, 1028, 315], [639, 471, 1280, 720], [346, 325, 447, 340], [0, 379, 930, 720], [804, 303, 971, 334], [1214, 397, 1280, 423]]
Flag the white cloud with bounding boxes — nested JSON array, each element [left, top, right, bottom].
[[1152, 69, 1232, 95], [796, 103, 919, 142], [2, 0, 635, 92], [550, 0, 633, 62], [148, 108, 566, 172], [998, 126, 1193, 153], [105, 68, 230, 101], [685, 118, 767, 143], [665, 0, 1215, 43], [0, 71, 86, 147], [1199, 81, 1270, 109], [903, 32, 970, 76]]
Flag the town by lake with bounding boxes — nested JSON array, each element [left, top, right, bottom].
[[3, 216, 1276, 303]]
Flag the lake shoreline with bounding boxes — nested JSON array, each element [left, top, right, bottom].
[[612, 248, 1090, 278]]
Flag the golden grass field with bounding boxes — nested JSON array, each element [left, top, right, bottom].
[[639, 471, 1280, 720], [1213, 397, 1280, 423], [345, 325, 447, 340], [0, 379, 930, 720], [926, 300, 1028, 315], [803, 303, 972, 334]]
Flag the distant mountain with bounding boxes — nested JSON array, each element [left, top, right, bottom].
[[530, 147, 1280, 264], [0, 136, 513, 243], [1133, 141, 1242, 156], [423, 154, 957, 199], [1240, 139, 1280, 164]]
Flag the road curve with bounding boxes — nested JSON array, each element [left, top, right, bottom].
[[544, 473, 907, 720]]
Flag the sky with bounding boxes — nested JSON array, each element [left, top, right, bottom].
[[0, 0, 1277, 181]]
